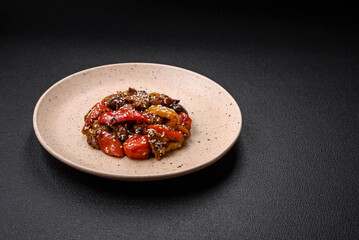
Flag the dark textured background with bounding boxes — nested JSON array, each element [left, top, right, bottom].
[[1, 1, 358, 239]]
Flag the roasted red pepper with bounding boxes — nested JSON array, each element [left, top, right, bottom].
[[83, 99, 111, 128], [98, 109, 152, 125], [179, 112, 192, 131], [123, 133, 151, 159], [147, 125, 184, 142], [98, 131, 124, 157]]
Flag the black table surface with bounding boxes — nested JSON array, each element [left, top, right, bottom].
[[1, 2, 358, 239]]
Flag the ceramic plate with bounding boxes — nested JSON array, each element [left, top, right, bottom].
[[33, 63, 242, 181]]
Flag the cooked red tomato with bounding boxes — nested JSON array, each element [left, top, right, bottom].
[[123, 133, 151, 159], [98, 131, 124, 157]]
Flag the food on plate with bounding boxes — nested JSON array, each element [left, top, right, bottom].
[[82, 88, 192, 160]]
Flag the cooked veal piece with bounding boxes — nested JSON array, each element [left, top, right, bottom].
[[82, 88, 192, 160]]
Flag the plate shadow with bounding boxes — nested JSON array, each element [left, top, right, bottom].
[[27, 132, 243, 201]]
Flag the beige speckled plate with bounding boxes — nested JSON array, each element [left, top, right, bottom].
[[33, 63, 242, 181]]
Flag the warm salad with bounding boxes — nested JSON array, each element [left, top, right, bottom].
[[82, 88, 192, 160]]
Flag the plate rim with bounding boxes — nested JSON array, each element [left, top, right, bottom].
[[33, 62, 243, 181]]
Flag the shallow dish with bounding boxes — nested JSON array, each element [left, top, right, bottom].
[[33, 63, 242, 181]]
